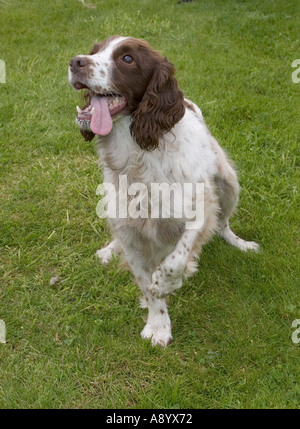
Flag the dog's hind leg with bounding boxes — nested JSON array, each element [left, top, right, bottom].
[[211, 135, 259, 252], [96, 239, 122, 264], [219, 223, 259, 251]]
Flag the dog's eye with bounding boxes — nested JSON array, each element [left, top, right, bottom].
[[123, 55, 134, 64]]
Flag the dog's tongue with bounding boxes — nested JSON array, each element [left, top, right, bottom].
[[90, 95, 112, 136]]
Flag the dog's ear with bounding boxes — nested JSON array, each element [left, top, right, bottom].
[[130, 57, 185, 151]]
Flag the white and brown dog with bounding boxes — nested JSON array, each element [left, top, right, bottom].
[[69, 36, 259, 347]]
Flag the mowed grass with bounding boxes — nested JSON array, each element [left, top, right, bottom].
[[0, 0, 299, 409]]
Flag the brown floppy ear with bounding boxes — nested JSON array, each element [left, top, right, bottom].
[[130, 57, 185, 151]]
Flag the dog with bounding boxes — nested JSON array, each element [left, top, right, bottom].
[[69, 36, 259, 347]]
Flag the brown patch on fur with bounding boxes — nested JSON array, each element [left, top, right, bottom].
[[110, 38, 185, 151], [184, 99, 196, 113]]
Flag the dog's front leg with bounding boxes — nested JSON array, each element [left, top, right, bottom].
[[140, 292, 173, 348], [121, 244, 173, 347], [150, 229, 200, 298]]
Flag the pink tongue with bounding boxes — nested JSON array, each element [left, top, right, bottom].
[[90, 96, 113, 136]]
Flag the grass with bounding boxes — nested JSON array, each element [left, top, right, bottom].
[[0, 0, 299, 409]]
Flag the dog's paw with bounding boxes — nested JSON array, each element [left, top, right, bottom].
[[96, 240, 122, 265], [141, 320, 173, 348], [236, 239, 260, 252], [243, 240, 260, 252], [219, 227, 260, 253], [96, 246, 114, 264]]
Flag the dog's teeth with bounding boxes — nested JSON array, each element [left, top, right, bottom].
[[76, 106, 82, 113], [90, 107, 95, 114]]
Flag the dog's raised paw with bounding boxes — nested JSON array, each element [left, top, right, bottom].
[[150, 265, 183, 298]]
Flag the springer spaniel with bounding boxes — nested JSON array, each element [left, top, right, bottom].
[[69, 36, 259, 347]]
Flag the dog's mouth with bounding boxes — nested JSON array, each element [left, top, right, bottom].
[[75, 88, 126, 136]]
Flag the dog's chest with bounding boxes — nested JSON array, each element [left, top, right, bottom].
[[96, 121, 168, 186]]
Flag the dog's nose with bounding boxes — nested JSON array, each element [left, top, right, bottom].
[[69, 56, 88, 72]]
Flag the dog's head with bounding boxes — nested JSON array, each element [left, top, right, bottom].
[[69, 36, 185, 150]]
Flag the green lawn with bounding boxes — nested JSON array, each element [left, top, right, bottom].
[[0, 0, 299, 409]]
